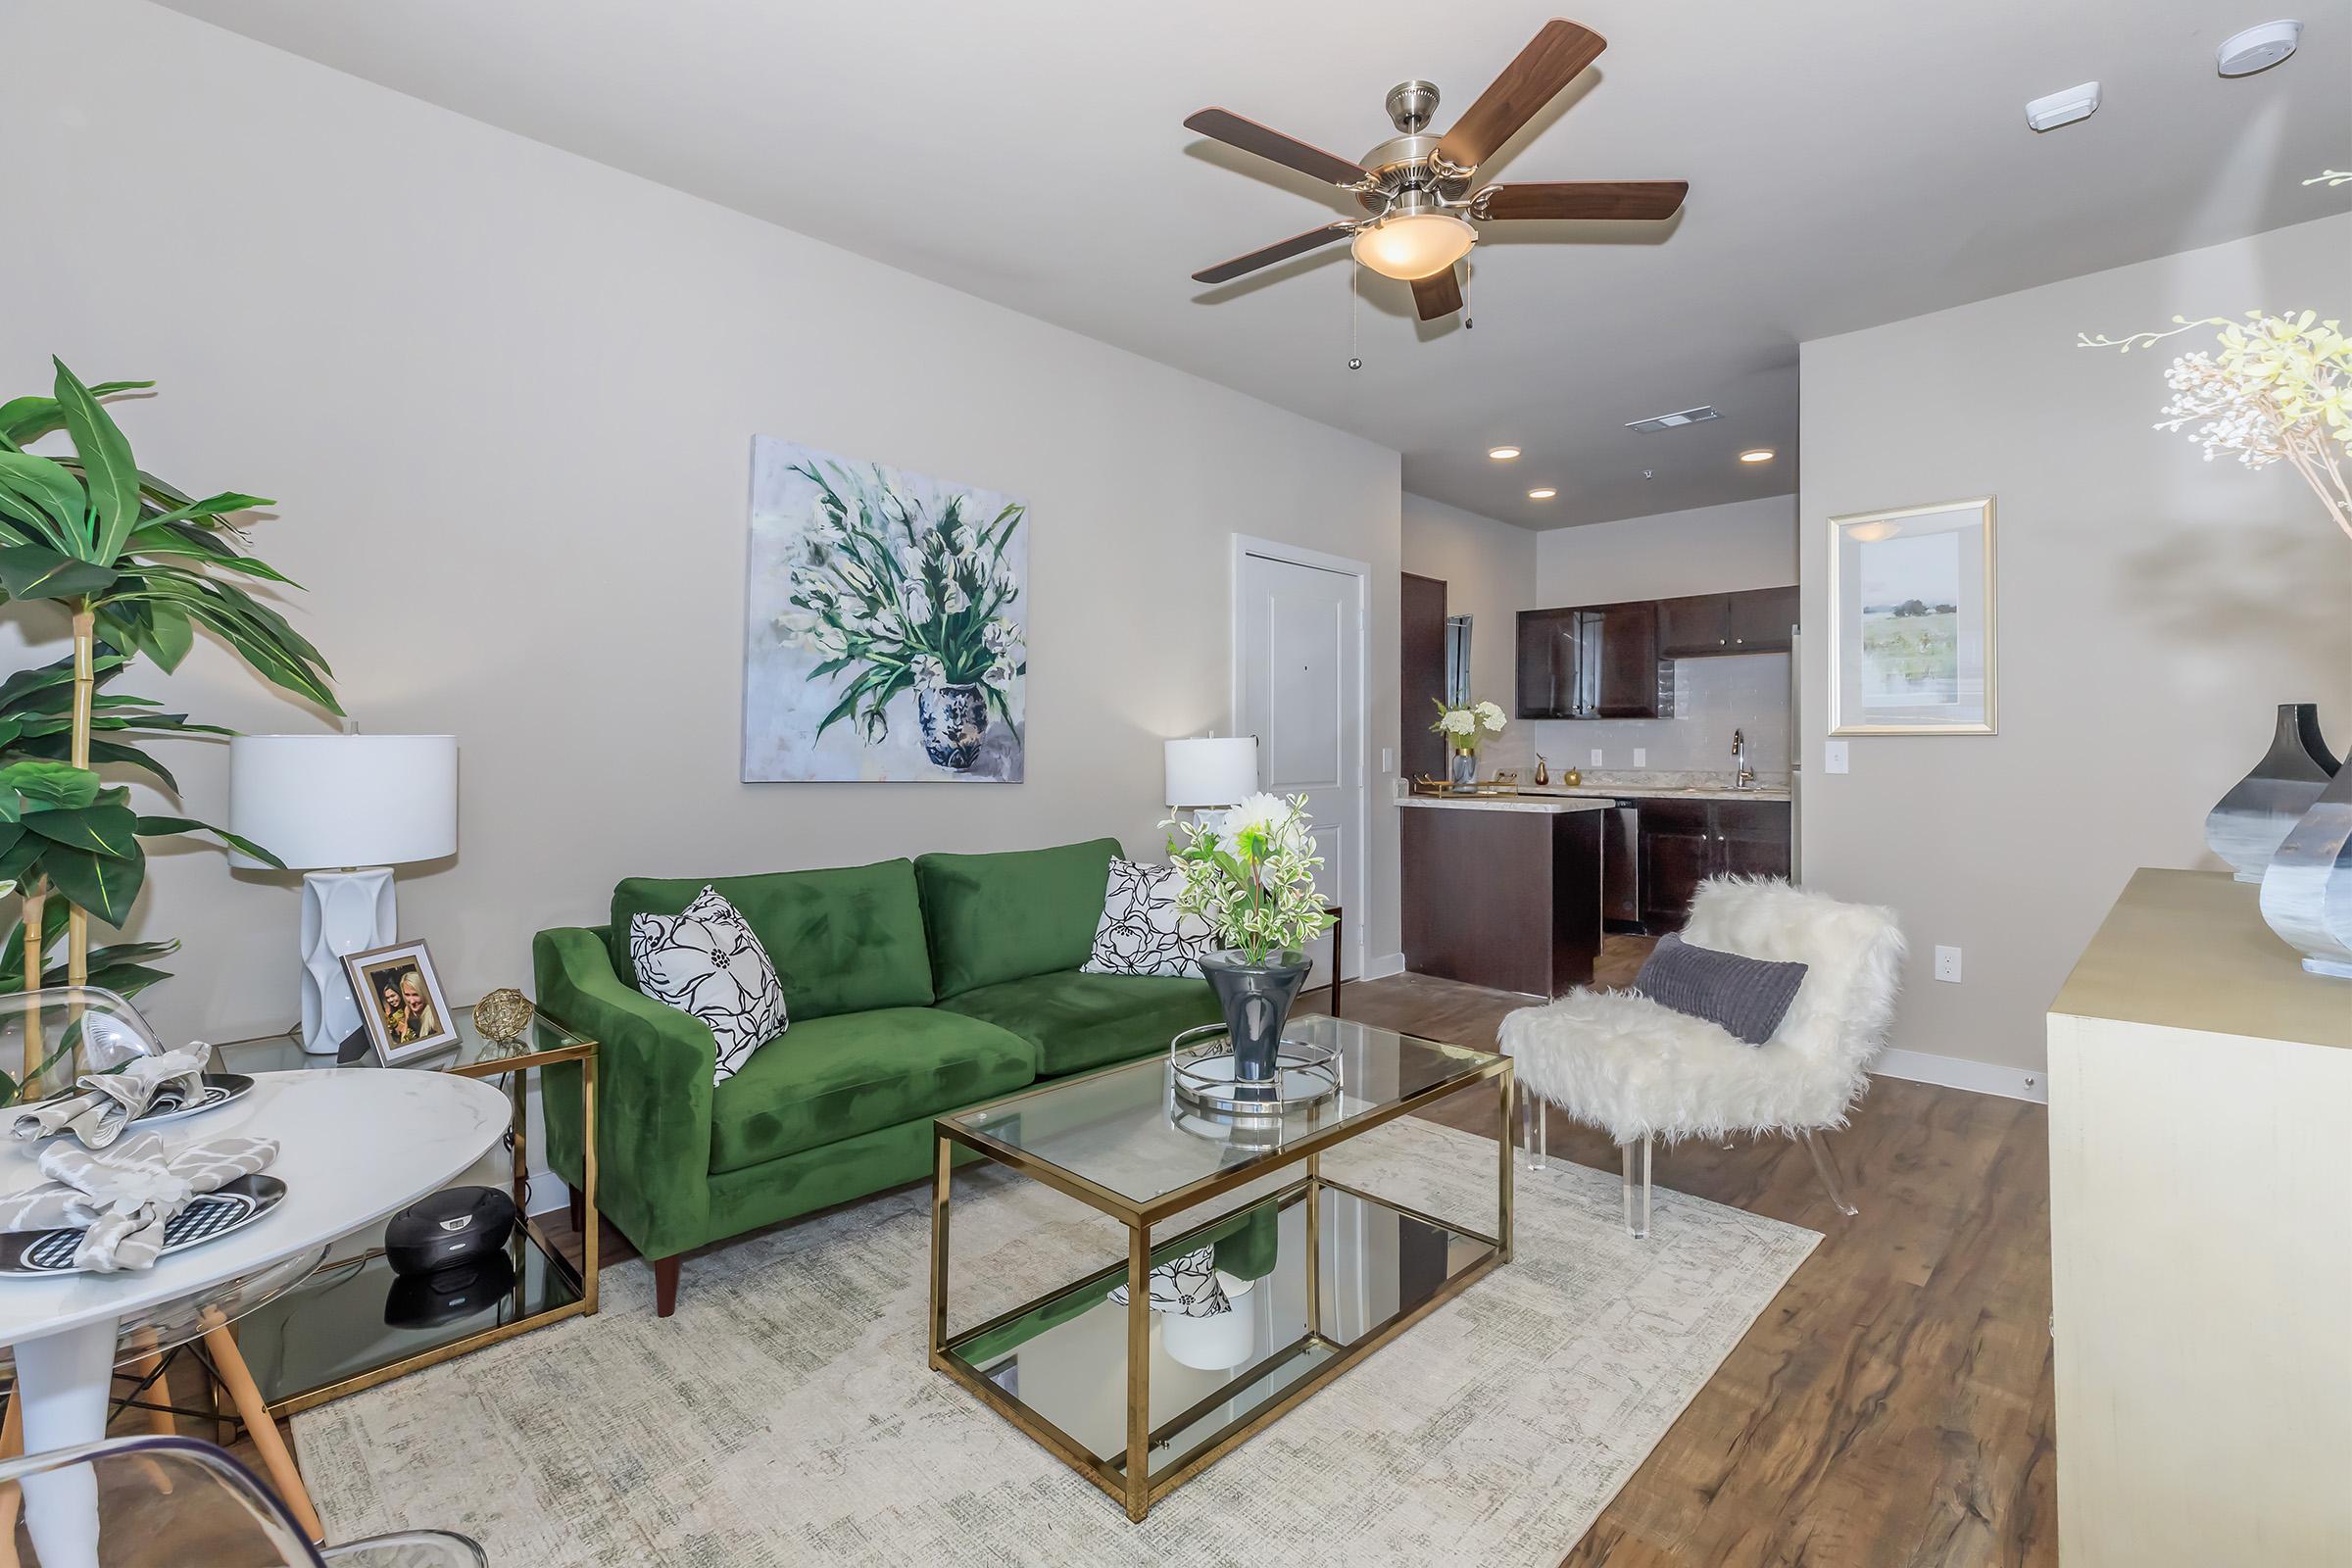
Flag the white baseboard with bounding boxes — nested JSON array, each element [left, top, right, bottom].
[[1357, 952, 1406, 982], [1872, 1047, 2047, 1104]]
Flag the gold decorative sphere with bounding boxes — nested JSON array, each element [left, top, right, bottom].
[[472, 988, 535, 1045]]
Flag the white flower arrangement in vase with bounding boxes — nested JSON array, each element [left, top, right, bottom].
[[1165, 793, 1334, 1081], [1431, 698, 1507, 787]]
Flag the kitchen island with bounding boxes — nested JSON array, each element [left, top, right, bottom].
[[1397, 795, 1612, 996]]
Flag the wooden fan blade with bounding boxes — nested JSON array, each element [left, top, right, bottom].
[[1479, 180, 1688, 221], [1411, 267, 1464, 321], [1184, 108, 1368, 186], [1192, 224, 1354, 285], [1435, 20, 1607, 171]]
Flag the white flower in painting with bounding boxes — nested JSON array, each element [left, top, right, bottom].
[[896, 544, 926, 577], [991, 565, 1020, 602], [772, 610, 816, 647], [942, 578, 969, 614], [837, 560, 878, 600], [912, 654, 946, 689], [901, 582, 933, 625], [985, 656, 1016, 687], [808, 622, 849, 659], [920, 528, 950, 563], [1474, 701, 1506, 733], [983, 616, 1020, 655]]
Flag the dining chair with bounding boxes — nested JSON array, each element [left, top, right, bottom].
[[0, 1434, 485, 1565]]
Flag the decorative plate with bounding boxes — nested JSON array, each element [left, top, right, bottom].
[[0, 1175, 287, 1276], [14, 1073, 255, 1143]]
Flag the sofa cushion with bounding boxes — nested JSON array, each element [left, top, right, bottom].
[[627, 886, 789, 1084], [707, 1006, 1035, 1175], [612, 858, 932, 1022], [915, 838, 1122, 999], [936, 969, 1218, 1077]]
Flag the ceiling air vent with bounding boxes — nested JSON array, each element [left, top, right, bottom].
[[1625, 406, 1721, 433]]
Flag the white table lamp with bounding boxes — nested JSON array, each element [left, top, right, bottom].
[[228, 734, 458, 1053], [1164, 736, 1258, 812]]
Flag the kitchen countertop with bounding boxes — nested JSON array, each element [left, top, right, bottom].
[[1396, 795, 1614, 815], [1513, 782, 1793, 803]]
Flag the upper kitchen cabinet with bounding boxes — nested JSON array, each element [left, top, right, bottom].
[[1515, 603, 1661, 719], [1655, 586, 1799, 657]]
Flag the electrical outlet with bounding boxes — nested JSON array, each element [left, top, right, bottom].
[[1589, 749, 1603, 767], [1633, 748, 1647, 767], [1934, 946, 1963, 983], [1824, 740, 1849, 774]]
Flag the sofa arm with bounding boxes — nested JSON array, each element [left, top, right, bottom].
[[533, 925, 713, 1259]]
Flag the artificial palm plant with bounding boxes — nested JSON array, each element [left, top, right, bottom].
[[0, 359, 337, 1070]]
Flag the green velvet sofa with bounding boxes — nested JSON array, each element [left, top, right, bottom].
[[531, 837, 1218, 1316]]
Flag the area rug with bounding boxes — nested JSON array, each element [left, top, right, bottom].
[[294, 1118, 1817, 1566]]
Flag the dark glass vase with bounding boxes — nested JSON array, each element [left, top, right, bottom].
[[1199, 949, 1309, 1083]]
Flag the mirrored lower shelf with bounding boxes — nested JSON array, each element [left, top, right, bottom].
[[943, 1180, 1496, 1488]]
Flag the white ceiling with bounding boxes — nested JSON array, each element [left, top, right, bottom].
[[155, 0, 2351, 527]]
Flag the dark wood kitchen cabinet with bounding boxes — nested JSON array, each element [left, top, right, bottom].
[[1654, 586, 1799, 657], [1514, 602, 1659, 719], [1639, 798, 1792, 930]]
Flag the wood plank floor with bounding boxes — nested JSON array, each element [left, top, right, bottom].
[[205, 940, 2057, 1566]]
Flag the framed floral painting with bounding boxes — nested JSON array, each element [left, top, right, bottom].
[[1827, 496, 1997, 735], [742, 439, 1028, 781]]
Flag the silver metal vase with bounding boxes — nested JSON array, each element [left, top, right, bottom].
[[2260, 748, 2352, 980], [1198, 949, 1308, 1082], [2207, 704, 2337, 881]]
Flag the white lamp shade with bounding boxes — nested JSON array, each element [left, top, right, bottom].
[[1163, 736, 1258, 809], [227, 735, 458, 870]]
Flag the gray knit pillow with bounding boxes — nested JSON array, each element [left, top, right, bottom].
[[1634, 933, 1807, 1046]]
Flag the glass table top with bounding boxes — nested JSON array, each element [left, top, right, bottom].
[[947, 1013, 1502, 1213], [215, 1007, 590, 1078]]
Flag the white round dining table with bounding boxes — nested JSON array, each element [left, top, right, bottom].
[[0, 1068, 511, 1562]]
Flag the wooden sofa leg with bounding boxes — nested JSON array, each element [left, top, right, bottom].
[[654, 1255, 680, 1318], [566, 1183, 585, 1237]]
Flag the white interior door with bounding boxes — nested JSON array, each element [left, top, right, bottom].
[[1236, 544, 1366, 986]]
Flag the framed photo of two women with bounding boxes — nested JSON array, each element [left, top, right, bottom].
[[1827, 497, 1997, 736], [342, 940, 460, 1064]]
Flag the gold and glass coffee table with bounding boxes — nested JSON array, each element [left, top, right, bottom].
[[929, 1013, 1512, 1521]]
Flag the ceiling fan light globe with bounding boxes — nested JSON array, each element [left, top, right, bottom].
[[1350, 213, 1476, 281]]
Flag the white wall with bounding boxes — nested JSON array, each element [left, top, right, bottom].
[[1799, 214, 2352, 1076], [1, 0, 1404, 1045], [1535, 495, 1797, 605], [1399, 494, 1536, 772]]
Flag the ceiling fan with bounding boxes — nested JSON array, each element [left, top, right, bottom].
[[1184, 20, 1687, 321]]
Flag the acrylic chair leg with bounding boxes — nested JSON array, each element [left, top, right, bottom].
[[203, 1314, 323, 1543], [0, 1390, 21, 1567], [1799, 1128, 1859, 1217], [1620, 1134, 1651, 1239], [1522, 1096, 1547, 1171]]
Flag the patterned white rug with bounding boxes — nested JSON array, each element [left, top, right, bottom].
[[294, 1118, 1817, 1566]]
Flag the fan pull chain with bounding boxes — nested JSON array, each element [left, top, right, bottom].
[[1347, 268, 1362, 371]]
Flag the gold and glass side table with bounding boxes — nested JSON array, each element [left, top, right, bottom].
[[213, 1005, 598, 1418], [930, 1013, 1512, 1521]]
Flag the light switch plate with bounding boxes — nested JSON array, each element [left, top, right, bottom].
[[1824, 740, 1849, 773], [1633, 748, 1647, 767], [1589, 749, 1603, 767], [1934, 946, 1963, 983], [1379, 747, 1393, 773]]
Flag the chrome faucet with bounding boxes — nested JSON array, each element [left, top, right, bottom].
[[1732, 727, 1756, 790]]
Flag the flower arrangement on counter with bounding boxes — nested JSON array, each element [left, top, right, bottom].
[[2079, 310, 2352, 543], [1165, 793, 1333, 964], [1431, 698, 1507, 754]]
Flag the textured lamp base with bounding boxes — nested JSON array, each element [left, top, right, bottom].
[[299, 867, 396, 1053]]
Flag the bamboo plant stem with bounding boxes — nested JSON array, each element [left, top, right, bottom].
[[18, 883, 44, 1089], [66, 611, 93, 992]]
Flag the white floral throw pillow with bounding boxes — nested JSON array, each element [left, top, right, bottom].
[[1082, 858, 1218, 978], [628, 886, 788, 1084]]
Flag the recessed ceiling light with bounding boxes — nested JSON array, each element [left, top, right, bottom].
[[2025, 81, 2100, 132], [1739, 448, 1776, 464], [1487, 446, 1522, 462], [2218, 20, 2300, 76], [1527, 487, 1557, 501]]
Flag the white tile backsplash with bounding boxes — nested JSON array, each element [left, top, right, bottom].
[[1530, 652, 1789, 776]]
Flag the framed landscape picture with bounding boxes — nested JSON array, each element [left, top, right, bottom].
[[1828, 497, 1996, 735], [742, 438, 1028, 781]]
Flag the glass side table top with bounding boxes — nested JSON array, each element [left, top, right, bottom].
[[946, 1013, 1502, 1218], [216, 1007, 592, 1079]]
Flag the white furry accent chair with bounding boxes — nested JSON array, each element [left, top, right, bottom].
[[1499, 876, 1904, 1237]]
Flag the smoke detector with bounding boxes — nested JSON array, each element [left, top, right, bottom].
[[2026, 82, 2100, 132], [2218, 20, 2301, 76], [1626, 406, 1720, 433]]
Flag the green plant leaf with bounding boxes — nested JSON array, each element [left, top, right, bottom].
[[0, 545, 116, 602], [52, 359, 140, 562], [22, 798, 138, 858], [0, 652, 118, 716], [37, 842, 144, 926], [134, 814, 284, 868], [0, 382, 152, 449], [143, 603, 194, 670], [0, 759, 102, 810], [0, 452, 86, 552]]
